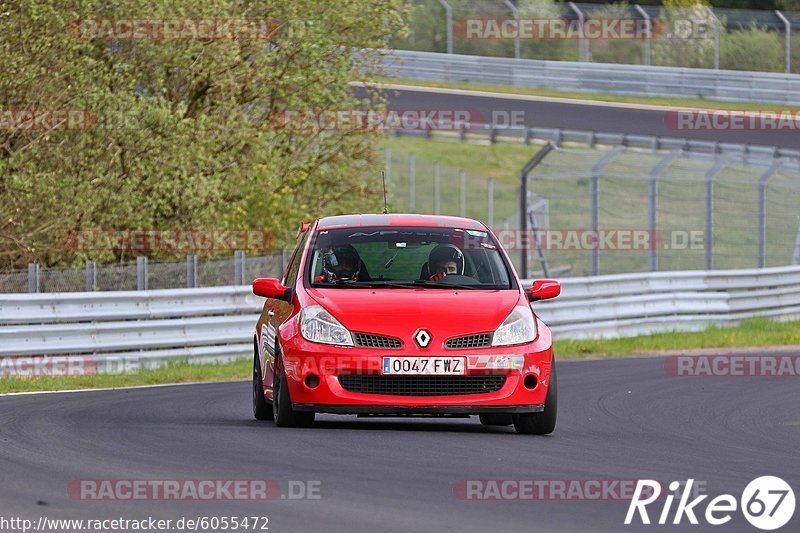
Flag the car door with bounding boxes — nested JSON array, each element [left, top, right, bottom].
[[262, 227, 311, 394]]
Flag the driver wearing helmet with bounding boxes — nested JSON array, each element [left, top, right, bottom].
[[427, 244, 464, 281], [316, 244, 362, 282]]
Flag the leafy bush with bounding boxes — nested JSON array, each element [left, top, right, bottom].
[[720, 23, 786, 73]]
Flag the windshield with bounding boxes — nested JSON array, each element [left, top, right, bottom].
[[307, 226, 514, 289]]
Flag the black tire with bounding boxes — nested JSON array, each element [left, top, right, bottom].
[[253, 337, 273, 421], [272, 347, 315, 428], [513, 360, 557, 435], [478, 414, 513, 426]]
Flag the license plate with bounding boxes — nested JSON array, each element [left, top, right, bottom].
[[382, 357, 465, 375]]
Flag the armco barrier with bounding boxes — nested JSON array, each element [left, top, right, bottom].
[[1, 265, 800, 371], [534, 265, 800, 338], [379, 50, 800, 106]]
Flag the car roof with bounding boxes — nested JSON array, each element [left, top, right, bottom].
[[316, 214, 486, 230]]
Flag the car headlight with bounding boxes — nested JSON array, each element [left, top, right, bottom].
[[491, 305, 538, 346], [300, 305, 353, 346]]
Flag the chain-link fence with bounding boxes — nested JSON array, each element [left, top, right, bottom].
[[0, 252, 286, 294], [392, 0, 800, 73], [385, 139, 800, 278], [384, 145, 519, 228], [523, 146, 800, 277]]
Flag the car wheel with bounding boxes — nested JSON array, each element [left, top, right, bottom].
[[513, 360, 557, 435], [272, 346, 315, 428], [478, 414, 513, 426], [253, 336, 273, 421]]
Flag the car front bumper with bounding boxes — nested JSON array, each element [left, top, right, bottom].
[[279, 324, 555, 411]]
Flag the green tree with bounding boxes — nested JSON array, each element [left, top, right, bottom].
[[0, 0, 404, 268]]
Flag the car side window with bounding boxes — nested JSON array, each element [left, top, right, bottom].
[[282, 230, 311, 287]]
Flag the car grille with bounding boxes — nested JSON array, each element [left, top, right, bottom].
[[445, 333, 492, 349], [353, 333, 402, 349], [338, 375, 506, 396]]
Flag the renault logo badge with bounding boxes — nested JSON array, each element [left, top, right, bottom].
[[414, 329, 432, 348]]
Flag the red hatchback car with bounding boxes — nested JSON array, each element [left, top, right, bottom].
[[252, 214, 560, 434]]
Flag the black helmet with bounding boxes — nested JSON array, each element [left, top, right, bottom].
[[322, 244, 361, 282], [428, 244, 464, 275]]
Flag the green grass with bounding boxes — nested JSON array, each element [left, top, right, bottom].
[[1, 319, 798, 393], [555, 318, 800, 359], [0, 358, 250, 394], [386, 136, 537, 184], [375, 76, 800, 113]]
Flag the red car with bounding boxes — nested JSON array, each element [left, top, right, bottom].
[[252, 214, 560, 434]]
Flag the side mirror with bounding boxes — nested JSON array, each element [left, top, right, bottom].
[[253, 278, 290, 301], [526, 279, 560, 302]]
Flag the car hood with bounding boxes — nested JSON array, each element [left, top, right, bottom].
[[306, 287, 523, 348]]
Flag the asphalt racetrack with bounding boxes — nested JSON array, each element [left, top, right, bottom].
[[0, 356, 797, 532], [373, 85, 800, 149]]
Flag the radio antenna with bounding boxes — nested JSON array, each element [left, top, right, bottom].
[[381, 170, 388, 214]]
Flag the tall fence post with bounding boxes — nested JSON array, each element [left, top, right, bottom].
[[708, 8, 720, 69], [27, 263, 40, 293], [85, 260, 97, 292], [409, 153, 416, 211], [437, 0, 453, 54], [487, 179, 495, 228], [384, 146, 392, 203], [589, 147, 624, 276], [519, 143, 556, 278], [776, 10, 792, 74], [459, 169, 466, 216], [234, 250, 245, 286], [503, 0, 521, 59], [186, 255, 198, 288], [434, 162, 441, 215], [793, 221, 800, 265], [757, 161, 781, 268], [136, 256, 148, 291], [648, 152, 679, 272], [634, 4, 651, 66], [704, 157, 728, 270], [568, 2, 589, 62]]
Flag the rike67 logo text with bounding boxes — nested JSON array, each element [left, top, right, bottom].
[[626, 477, 795, 530]]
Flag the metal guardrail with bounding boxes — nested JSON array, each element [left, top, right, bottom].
[[381, 50, 800, 105], [533, 265, 800, 338], [2, 265, 800, 371], [398, 125, 800, 164], [0, 286, 263, 369]]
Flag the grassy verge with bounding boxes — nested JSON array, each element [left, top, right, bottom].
[[1, 319, 798, 394], [555, 318, 800, 359], [374, 76, 800, 113], [0, 358, 250, 394]]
